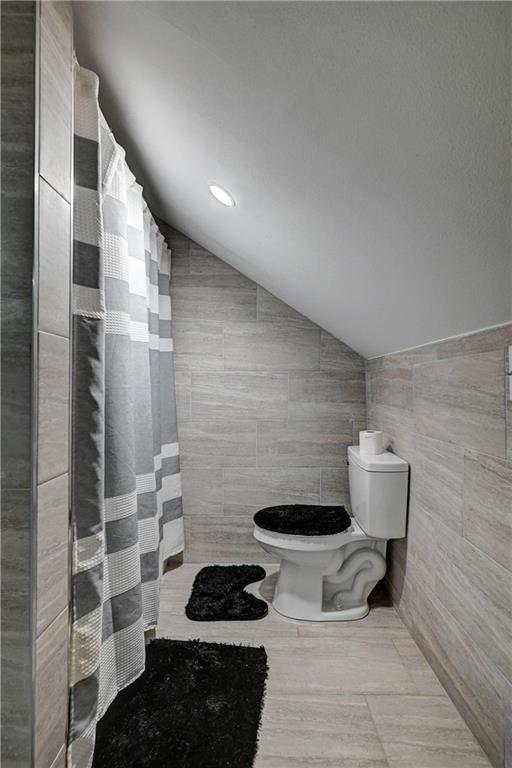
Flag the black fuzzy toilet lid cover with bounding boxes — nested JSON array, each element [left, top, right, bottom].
[[253, 504, 351, 536]]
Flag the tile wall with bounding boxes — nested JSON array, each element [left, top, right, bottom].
[[1, 3, 38, 763], [35, 3, 73, 765], [1, 2, 73, 765], [159, 221, 367, 563], [366, 324, 512, 768]]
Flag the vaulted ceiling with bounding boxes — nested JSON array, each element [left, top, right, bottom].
[[74, 1, 511, 358]]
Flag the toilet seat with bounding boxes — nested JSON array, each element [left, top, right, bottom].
[[254, 518, 369, 551]]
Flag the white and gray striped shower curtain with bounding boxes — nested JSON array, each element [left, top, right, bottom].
[[68, 65, 184, 767]]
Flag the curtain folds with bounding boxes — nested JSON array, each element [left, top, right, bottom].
[[68, 65, 184, 767]]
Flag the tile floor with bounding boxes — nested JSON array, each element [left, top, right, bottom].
[[157, 564, 492, 768]]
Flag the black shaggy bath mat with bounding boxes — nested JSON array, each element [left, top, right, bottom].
[[93, 638, 268, 768], [254, 503, 351, 536], [185, 564, 268, 621]]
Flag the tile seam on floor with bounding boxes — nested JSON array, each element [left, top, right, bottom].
[[363, 693, 392, 768]]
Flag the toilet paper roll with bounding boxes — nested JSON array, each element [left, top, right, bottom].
[[359, 430, 385, 455]]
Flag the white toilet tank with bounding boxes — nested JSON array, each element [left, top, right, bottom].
[[347, 445, 409, 539]]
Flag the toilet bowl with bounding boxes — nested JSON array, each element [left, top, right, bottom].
[[253, 446, 409, 621]]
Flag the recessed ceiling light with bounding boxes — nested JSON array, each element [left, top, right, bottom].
[[209, 183, 235, 207]]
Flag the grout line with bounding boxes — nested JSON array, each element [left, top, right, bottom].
[[364, 695, 392, 768], [367, 321, 512, 361], [38, 327, 70, 343], [39, 173, 71, 208], [37, 469, 68, 488]]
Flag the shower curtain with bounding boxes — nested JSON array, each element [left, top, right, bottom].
[[68, 65, 184, 767]]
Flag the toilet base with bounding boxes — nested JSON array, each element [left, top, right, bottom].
[[267, 539, 387, 622], [272, 598, 370, 622]]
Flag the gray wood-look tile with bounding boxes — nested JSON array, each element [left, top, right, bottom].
[[170, 250, 191, 277], [369, 325, 512, 768], [191, 371, 288, 420], [172, 320, 224, 370], [256, 694, 388, 767], [320, 466, 350, 505], [412, 589, 506, 768], [367, 694, 492, 768], [1, 94, 34, 327], [221, 502, 269, 518], [369, 344, 439, 368], [297, 600, 407, 638], [385, 539, 413, 621], [1, 333, 32, 488], [392, 637, 446, 696], [158, 564, 206, 612], [183, 516, 274, 563], [507, 346, 512, 462], [171, 283, 257, 322], [1, 7, 36, 764], [290, 370, 366, 399], [433, 521, 512, 680], [222, 502, 265, 517], [257, 419, 352, 467], [49, 745, 66, 768], [256, 287, 316, 328], [320, 331, 365, 373], [157, 561, 495, 767], [435, 323, 512, 360], [38, 179, 70, 338], [36, 473, 69, 636], [174, 369, 191, 419], [37, 332, 69, 483], [505, 680, 512, 768], [223, 467, 321, 509], [405, 500, 436, 593], [179, 420, 257, 468], [1, 490, 31, 638], [189, 246, 241, 276], [224, 323, 320, 371], [1, 638, 32, 768], [1, 124, 34, 332], [1, 268, 33, 339], [296, 624, 411, 642], [157, 612, 254, 644], [365, 355, 414, 412], [463, 452, 512, 572], [413, 350, 506, 457], [35, 608, 68, 768], [158, 609, 298, 642], [367, 402, 415, 442], [39, 0, 72, 201], [264, 636, 417, 695], [288, 370, 366, 420], [413, 433, 464, 533], [1, 1, 35, 345], [288, 399, 365, 425], [181, 469, 223, 516], [172, 270, 253, 289], [1, 162, 34, 338]]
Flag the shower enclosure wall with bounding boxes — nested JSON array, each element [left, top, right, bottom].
[[1, 2, 73, 765]]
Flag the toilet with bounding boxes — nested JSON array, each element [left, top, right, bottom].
[[253, 445, 409, 621]]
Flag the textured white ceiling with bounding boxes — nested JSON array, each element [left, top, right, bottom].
[[74, 1, 511, 358]]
